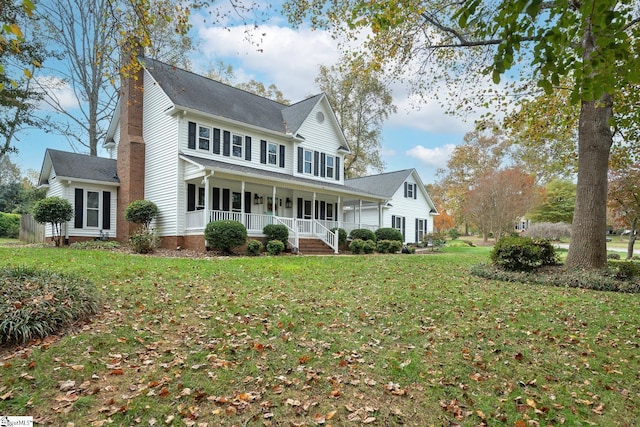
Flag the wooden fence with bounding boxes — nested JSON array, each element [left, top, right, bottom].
[[20, 214, 45, 244]]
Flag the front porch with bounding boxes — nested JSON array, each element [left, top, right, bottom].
[[185, 210, 379, 254]]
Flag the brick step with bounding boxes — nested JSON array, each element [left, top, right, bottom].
[[297, 238, 334, 255]]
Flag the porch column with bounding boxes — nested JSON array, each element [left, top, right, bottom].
[[337, 196, 342, 227], [358, 199, 362, 228], [204, 173, 211, 225], [272, 186, 277, 217], [241, 181, 246, 226], [378, 202, 383, 229], [313, 192, 317, 220]]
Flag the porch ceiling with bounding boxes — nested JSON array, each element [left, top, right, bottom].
[[180, 154, 386, 202]]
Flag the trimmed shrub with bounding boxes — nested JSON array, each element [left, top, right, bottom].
[[263, 224, 289, 245], [266, 239, 285, 256], [129, 229, 159, 254], [490, 236, 558, 272], [32, 196, 73, 247], [331, 227, 347, 246], [447, 228, 461, 240], [247, 239, 263, 256], [524, 222, 572, 241], [0, 267, 101, 345], [349, 228, 376, 241], [423, 232, 446, 250], [615, 261, 639, 281], [0, 212, 20, 238], [375, 227, 403, 242], [349, 238, 365, 254], [377, 239, 403, 254], [363, 239, 376, 254], [205, 220, 247, 255], [124, 199, 158, 229], [607, 253, 621, 260]]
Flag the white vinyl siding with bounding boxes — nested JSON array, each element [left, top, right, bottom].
[[142, 69, 180, 236]]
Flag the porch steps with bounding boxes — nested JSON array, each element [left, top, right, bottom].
[[297, 238, 335, 255]]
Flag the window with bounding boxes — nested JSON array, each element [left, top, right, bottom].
[[268, 142, 278, 165], [232, 192, 242, 212], [406, 183, 415, 198], [86, 191, 99, 227], [416, 219, 427, 242], [304, 200, 312, 219], [232, 134, 243, 157], [326, 155, 334, 178], [199, 126, 211, 151], [326, 203, 334, 220], [393, 215, 404, 230], [198, 187, 205, 210], [304, 150, 312, 174]]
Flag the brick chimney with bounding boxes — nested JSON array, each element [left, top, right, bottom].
[[116, 41, 146, 242]]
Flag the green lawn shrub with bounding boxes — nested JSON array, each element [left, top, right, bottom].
[[349, 228, 376, 241], [375, 227, 403, 242], [0, 212, 20, 238], [32, 196, 73, 247], [422, 232, 447, 249], [124, 199, 158, 229], [331, 227, 347, 246], [349, 238, 375, 254], [266, 239, 285, 256], [263, 224, 289, 245], [607, 253, 621, 260], [490, 236, 558, 272], [615, 261, 639, 281], [0, 267, 101, 345], [376, 239, 403, 254], [447, 228, 461, 240], [205, 220, 247, 255], [246, 239, 263, 256], [129, 229, 159, 254]]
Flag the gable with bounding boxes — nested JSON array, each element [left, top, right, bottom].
[[296, 97, 349, 154]]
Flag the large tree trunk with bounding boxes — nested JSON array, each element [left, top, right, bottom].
[[627, 219, 637, 260], [565, 96, 613, 269]]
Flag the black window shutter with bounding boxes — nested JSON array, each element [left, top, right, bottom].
[[314, 200, 319, 219], [297, 147, 303, 173], [414, 184, 417, 199], [222, 188, 230, 211], [320, 201, 326, 220], [320, 153, 326, 177], [74, 188, 84, 228], [212, 128, 220, 154], [223, 131, 231, 156], [187, 184, 196, 211], [279, 145, 285, 168], [212, 187, 220, 211], [244, 192, 252, 214], [245, 136, 252, 161], [188, 122, 196, 149], [415, 218, 419, 243], [335, 157, 340, 180], [313, 151, 319, 176], [392, 215, 396, 229], [260, 140, 267, 164], [335, 203, 338, 221], [102, 191, 111, 230], [297, 198, 303, 219], [404, 182, 408, 197]]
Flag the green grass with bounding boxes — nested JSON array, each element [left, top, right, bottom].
[[0, 245, 639, 426]]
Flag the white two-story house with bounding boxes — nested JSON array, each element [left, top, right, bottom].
[[38, 55, 437, 253]]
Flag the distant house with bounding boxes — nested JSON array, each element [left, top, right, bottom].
[[38, 55, 437, 252]]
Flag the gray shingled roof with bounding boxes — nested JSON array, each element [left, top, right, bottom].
[[345, 169, 414, 198], [142, 57, 322, 135], [40, 149, 118, 185], [180, 154, 383, 199]]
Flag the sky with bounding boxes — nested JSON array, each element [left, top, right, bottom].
[[9, 2, 489, 185]]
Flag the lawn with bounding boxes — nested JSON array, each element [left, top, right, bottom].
[[0, 245, 639, 426]]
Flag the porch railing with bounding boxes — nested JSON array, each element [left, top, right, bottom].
[[186, 210, 376, 254]]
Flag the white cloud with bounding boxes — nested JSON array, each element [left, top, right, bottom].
[[194, 22, 341, 100], [35, 76, 79, 111], [406, 144, 456, 170]]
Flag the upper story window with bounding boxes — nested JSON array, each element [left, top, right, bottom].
[[405, 182, 416, 199], [268, 142, 278, 165], [232, 134, 243, 157], [199, 126, 211, 151], [304, 149, 312, 174], [326, 155, 334, 178]]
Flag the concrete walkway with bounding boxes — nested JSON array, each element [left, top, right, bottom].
[[555, 243, 640, 255]]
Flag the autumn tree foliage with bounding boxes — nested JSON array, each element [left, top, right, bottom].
[[527, 179, 576, 224], [608, 166, 640, 260], [283, 0, 640, 269], [463, 168, 536, 242]]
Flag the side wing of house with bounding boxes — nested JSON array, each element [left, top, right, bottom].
[[385, 171, 437, 243]]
